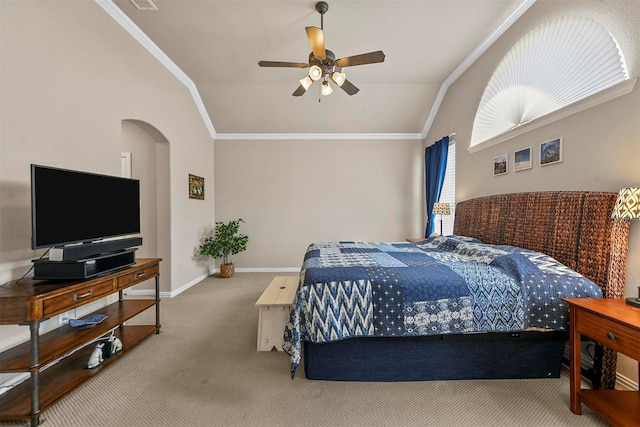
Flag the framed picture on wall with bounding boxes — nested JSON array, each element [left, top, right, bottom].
[[514, 147, 532, 171], [493, 154, 508, 176], [539, 137, 562, 166], [189, 174, 205, 200]]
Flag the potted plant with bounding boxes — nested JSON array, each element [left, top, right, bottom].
[[198, 218, 249, 278]]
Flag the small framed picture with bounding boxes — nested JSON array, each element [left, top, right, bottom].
[[514, 147, 532, 172], [189, 174, 205, 200], [493, 154, 508, 176], [539, 137, 562, 166]]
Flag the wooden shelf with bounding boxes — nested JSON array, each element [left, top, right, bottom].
[[0, 258, 161, 425], [580, 389, 640, 427], [0, 325, 156, 421], [0, 299, 156, 372]]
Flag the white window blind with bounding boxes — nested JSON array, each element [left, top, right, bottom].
[[471, 16, 628, 147], [438, 141, 456, 236]]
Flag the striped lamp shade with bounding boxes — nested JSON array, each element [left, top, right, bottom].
[[612, 187, 640, 219]]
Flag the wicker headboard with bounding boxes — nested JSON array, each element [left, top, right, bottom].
[[453, 191, 630, 389], [453, 191, 630, 298]]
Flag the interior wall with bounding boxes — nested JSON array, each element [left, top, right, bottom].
[[121, 120, 173, 292], [425, 0, 640, 383], [122, 121, 159, 260], [213, 138, 423, 269], [156, 141, 172, 288], [0, 2, 213, 349]]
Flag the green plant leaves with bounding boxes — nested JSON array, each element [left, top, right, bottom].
[[198, 219, 248, 265]]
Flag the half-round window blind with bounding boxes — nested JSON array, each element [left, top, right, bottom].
[[470, 16, 629, 147]]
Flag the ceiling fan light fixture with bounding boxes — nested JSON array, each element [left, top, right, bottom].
[[258, 1, 384, 98], [299, 76, 313, 91], [309, 65, 323, 81], [321, 80, 333, 96], [331, 71, 346, 86]]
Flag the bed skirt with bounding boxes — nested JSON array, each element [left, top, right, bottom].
[[303, 331, 567, 382]]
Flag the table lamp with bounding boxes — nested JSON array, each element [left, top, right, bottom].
[[611, 187, 640, 308], [432, 202, 451, 235]]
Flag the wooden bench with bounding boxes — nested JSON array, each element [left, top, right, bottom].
[[255, 276, 298, 351]]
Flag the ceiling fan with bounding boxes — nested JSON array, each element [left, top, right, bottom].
[[258, 1, 385, 97]]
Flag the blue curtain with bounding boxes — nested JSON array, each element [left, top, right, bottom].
[[424, 136, 449, 237]]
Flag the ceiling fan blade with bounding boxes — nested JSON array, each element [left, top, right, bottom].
[[258, 61, 309, 68], [305, 26, 326, 61], [339, 79, 360, 96], [336, 51, 385, 68], [292, 84, 307, 97]]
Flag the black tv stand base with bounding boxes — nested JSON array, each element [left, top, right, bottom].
[[33, 249, 136, 280]]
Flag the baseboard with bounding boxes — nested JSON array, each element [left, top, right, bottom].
[[235, 267, 301, 273], [126, 269, 299, 299], [126, 272, 210, 299], [0, 373, 29, 396], [616, 373, 638, 391]]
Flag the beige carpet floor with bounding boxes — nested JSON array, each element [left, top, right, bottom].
[[2, 273, 609, 426]]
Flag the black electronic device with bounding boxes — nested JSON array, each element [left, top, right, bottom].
[[32, 249, 137, 280], [30, 164, 141, 259], [626, 286, 640, 308], [48, 237, 142, 261]]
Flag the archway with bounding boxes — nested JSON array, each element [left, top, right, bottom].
[[121, 119, 171, 293]]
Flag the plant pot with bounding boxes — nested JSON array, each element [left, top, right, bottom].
[[219, 263, 235, 278]]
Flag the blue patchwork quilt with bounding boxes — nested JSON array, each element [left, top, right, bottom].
[[282, 236, 603, 378]]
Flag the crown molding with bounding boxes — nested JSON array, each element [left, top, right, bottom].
[[214, 133, 423, 141], [95, 0, 217, 139], [420, 0, 537, 139], [97, 0, 535, 142]]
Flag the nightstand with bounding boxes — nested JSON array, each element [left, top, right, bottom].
[[563, 298, 640, 427]]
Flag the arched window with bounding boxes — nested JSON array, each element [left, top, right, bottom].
[[471, 16, 629, 148]]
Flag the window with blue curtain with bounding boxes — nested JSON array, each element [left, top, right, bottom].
[[424, 136, 449, 237]]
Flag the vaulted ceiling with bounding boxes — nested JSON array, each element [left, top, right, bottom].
[[109, 0, 532, 138]]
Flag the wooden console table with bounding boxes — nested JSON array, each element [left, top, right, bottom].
[[0, 258, 161, 426], [564, 298, 640, 427]]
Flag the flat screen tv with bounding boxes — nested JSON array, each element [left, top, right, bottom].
[[31, 164, 141, 250]]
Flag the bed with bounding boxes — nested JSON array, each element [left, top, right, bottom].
[[283, 191, 630, 388]]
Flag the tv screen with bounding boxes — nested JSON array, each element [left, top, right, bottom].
[[31, 164, 141, 249]]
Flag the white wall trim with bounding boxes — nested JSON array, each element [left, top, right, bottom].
[[468, 78, 637, 153], [95, 0, 216, 140], [420, 0, 537, 139], [97, 0, 535, 142], [126, 269, 300, 298], [126, 272, 210, 298], [127, 269, 300, 299], [168, 272, 210, 297], [214, 133, 422, 141], [616, 372, 638, 391], [0, 373, 30, 396], [235, 267, 300, 273]]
